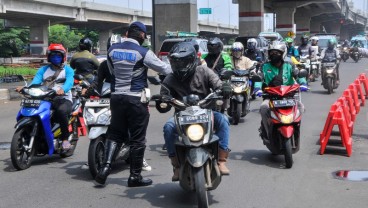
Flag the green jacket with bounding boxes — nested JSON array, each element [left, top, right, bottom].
[[254, 61, 297, 89], [201, 52, 233, 71]]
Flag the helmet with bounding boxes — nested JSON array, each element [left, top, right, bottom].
[[284, 37, 293, 43], [79, 37, 92, 51], [231, 42, 244, 58], [310, 36, 319, 41], [47, 43, 67, 63], [207, 37, 223, 55], [169, 42, 198, 81], [327, 38, 337, 49], [268, 42, 286, 56], [107, 34, 122, 50], [300, 34, 309, 45], [247, 38, 258, 50], [184, 38, 199, 53]]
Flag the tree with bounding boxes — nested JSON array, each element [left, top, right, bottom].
[[0, 20, 29, 57], [48, 24, 83, 51]]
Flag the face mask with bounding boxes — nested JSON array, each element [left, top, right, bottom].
[[50, 55, 62, 66], [270, 54, 282, 64]]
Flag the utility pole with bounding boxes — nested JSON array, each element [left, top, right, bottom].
[[152, 0, 156, 53]]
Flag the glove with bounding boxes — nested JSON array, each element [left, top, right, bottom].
[[254, 88, 262, 97], [221, 82, 232, 98], [300, 84, 309, 92]]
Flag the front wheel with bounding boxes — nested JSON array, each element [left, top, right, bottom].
[[193, 166, 209, 208], [10, 127, 35, 170], [232, 102, 241, 125], [283, 138, 293, 169], [327, 77, 333, 94], [88, 136, 106, 178]]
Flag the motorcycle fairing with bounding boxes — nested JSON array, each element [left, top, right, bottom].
[[265, 84, 300, 97], [278, 125, 294, 138], [17, 101, 54, 155], [88, 126, 108, 139], [186, 147, 210, 168], [232, 94, 244, 103]]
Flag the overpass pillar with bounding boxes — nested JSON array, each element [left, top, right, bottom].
[[238, 0, 264, 36], [275, 7, 296, 38], [310, 19, 323, 35], [295, 12, 311, 41], [340, 25, 350, 40], [323, 20, 341, 38], [99, 30, 112, 55], [154, 0, 197, 54], [29, 25, 48, 56]]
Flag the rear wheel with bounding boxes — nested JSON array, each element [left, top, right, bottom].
[[10, 127, 35, 170], [327, 77, 333, 94], [283, 138, 293, 169], [88, 136, 105, 178], [193, 166, 209, 208]]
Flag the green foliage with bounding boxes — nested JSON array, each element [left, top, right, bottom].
[[0, 20, 29, 57], [49, 24, 83, 51], [0, 66, 37, 77]]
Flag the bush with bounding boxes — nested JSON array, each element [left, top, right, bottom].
[[0, 66, 37, 77]]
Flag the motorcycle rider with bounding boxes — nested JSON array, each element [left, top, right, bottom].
[[342, 40, 350, 48], [16, 44, 74, 151], [202, 37, 233, 76], [285, 37, 299, 60], [244, 38, 265, 62], [298, 35, 313, 58], [70, 37, 100, 83], [94, 21, 172, 187], [231, 42, 255, 70], [156, 42, 232, 179], [255, 44, 306, 138], [320, 38, 341, 86]]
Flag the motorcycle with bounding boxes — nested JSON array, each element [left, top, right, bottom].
[[258, 84, 303, 168], [10, 77, 81, 170], [341, 47, 349, 62], [228, 65, 260, 125], [151, 75, 231, 207], [321, 57, 338, 94], [349, 47, 360, 63]]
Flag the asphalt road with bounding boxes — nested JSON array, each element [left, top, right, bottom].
[[1, 58, 368, 208]]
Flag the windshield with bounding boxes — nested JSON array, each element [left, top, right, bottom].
[[318, 39, 329, 48]]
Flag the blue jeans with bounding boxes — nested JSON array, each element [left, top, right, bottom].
[[163, 111, 230, 157]]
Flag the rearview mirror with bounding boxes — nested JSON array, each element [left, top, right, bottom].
[[220, 69, 233, 80]]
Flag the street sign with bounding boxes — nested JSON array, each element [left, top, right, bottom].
[[199, 8, 212, 14]]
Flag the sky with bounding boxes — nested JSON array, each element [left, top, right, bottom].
[[88, 0, 366, 26]]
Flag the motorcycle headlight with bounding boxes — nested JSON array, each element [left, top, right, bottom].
[[97, 111, 111, 125], [186, 124, 204, 142], [233, 86, 242, 93], [280, 114, 293, 124], [26, 88, 47, 97], [85, 109, 94, 125]]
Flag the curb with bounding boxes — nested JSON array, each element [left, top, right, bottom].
[[0, 89, 22, 100]]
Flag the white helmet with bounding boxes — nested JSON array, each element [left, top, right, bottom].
[[310, 36, 319, 41], [247, 38, 258, 50], [231, 42, 244, 58]]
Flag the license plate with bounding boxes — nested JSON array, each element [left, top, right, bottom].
[[20, 99, 41, 107], [98, 99, 110, 104], [179, 115, 210, 125], [231, 77, 246, 82], [323, 63, 335, 67], [272, 99, 295, 107]]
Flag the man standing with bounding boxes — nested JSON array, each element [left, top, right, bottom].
[[94, 21, 172, 187]]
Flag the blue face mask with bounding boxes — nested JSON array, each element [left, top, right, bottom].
[[50, 54, 63, 66]]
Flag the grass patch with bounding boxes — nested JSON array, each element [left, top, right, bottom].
[[0, 66, 37, 77]]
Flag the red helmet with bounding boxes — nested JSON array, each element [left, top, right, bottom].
[[47, 44, 67, 63]]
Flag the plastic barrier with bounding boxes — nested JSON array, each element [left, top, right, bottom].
[[353, 79, 365, 106], [358, 73, 368, 97], [342, 89, 357, 122], [348, 84, 360, 114]]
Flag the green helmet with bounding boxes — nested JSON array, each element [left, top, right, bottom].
[[284, 37, 293, 43], [327, 38, 337, 49]]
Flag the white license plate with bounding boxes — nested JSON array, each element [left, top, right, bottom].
[[21, 99, 41, 107], [231, 77, 246, 82], [323, 63, 335, 67], [179, 115, 209, 125], [272, 99, 295, 107]]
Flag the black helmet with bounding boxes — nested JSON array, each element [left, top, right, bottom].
[[168, 42, 198, 82], [79, 37, 92, 51], [207, 37, 223, 55], [300, 35, 309, 45], [184, 38, 199, 53]]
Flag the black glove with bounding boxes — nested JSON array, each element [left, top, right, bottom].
[[221, 82, 232, 98]]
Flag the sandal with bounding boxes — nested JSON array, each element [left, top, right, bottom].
[[62, 140, 72, 150]]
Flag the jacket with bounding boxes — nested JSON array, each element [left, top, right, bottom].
[[70, 50, 100, 76], [254, 61, 296, 89], [201, 52, 233, 75]]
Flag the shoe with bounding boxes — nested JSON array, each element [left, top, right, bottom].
[[62, 140, 72, 151], [142, 159, 152, 171], [94, 140, 117, 186], [127, 146, 152, 187], [162, 144, 167, 150], [218, 148, 230, 175], [170, 156, 180, 181]]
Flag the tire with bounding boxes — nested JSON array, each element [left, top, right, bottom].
[[193, 166, 209, 208], [232, 102, 241, 125], [241, 94, 250, 117], [88, 136, 105, 178], [327, 77, 333, 94], [10, 127, 35, 170], [283, 138, 293, 169]]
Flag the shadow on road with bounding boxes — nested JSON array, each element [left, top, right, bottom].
[[2, 154, 68, 172], [230, 149, 289, 169], [310, 90, 330, 95], [120, 182, 219, 208]]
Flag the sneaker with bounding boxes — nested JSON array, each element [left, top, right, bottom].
[[142, 159, 152, 171]]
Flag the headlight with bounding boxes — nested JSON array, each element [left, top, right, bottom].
[[233, 86, 242, 93], [97, 111, 111, 125], [280, 114, 293, 124], [26, 88, 47, 97], [186, 124, 204, 142], [85, 109, 95, 125]]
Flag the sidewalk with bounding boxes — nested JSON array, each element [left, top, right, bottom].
[[0, 81, 23, 100]]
